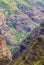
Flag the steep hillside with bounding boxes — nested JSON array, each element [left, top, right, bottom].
[[0, 0, 44, 64]]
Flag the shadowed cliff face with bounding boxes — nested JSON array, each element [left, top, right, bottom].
[[0, 35, 12, 65], [8, 35, 44, 65]]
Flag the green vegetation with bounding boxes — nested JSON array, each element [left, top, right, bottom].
[[17, 0, 29, 7], [0, 0, 17, 9]]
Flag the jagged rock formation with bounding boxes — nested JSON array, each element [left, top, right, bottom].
[[9, 35, 44, 65], [0, 35, 12, 65]]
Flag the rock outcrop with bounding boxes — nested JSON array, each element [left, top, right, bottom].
[[0, 35, 12, 65]]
